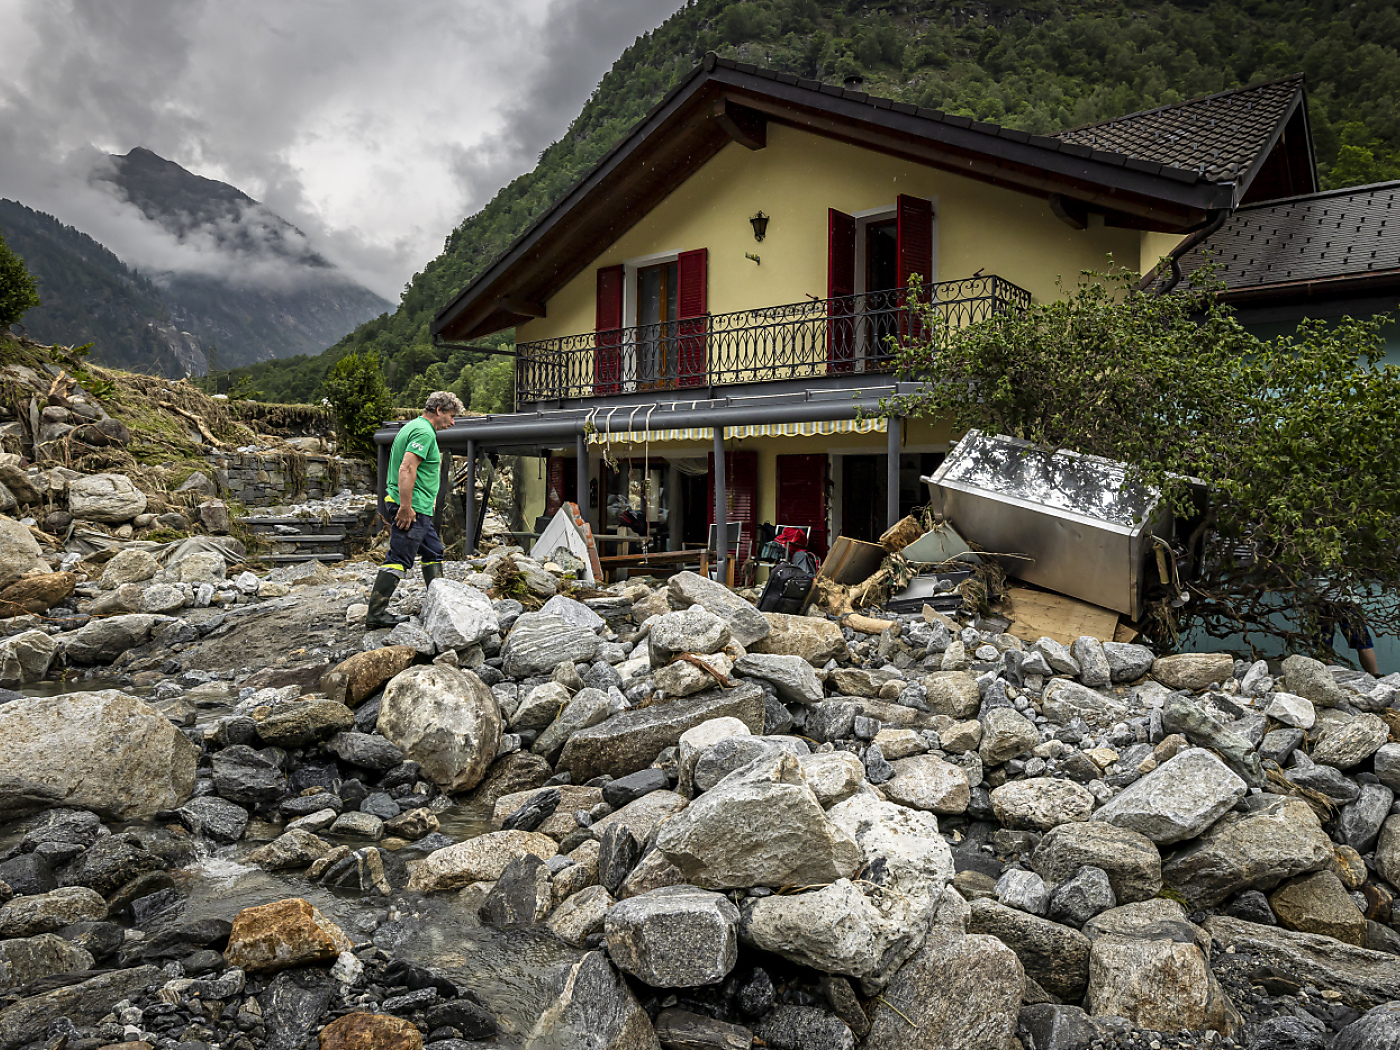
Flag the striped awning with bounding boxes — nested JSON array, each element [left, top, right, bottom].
[[587, 426, 713, 444], [586, 416, 886, 445], [724, 417, 887, 439]]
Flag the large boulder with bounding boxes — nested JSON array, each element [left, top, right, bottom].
[[605, 885, 740, 987], [377, 665, 502, 792], [558, 683, 765, 783], [321, 646, 417, 707], [656, 752, 861, 889], [61, 613, 156, 665], [1281, 654, 1350, 708], [742, 878, 894, 978], [733, 653, 822, 704], [502, 612, 599, 678], [1030, 821, 1161, 904], [253, 698, 355, 748], [68, 473, 147, 523], [1160, 795, 1333, 908], [0, 690, 197, 820], [99, 548, 159, 589], [1086, 931, 1240, 1036], [667, 571, 770, 647], [1092, 748, 1246, 845], [0, 933, 94, 989], [1334, 1003, 1400, 1050], [968, 898, 1090, 1002], [406, 830, 558, 893], [224, 897, 352, 973], [0, 629, 58, 687], [748, 611, 848, 665], [1269, 870, 1368, 946], [420, 578, 499, 650], [0, 965, 162, 1050], [863, 932, 1023, 1050], [533, 687, 612, 764], [0, 572, 75, 616], [1150, 653, 1234, 691], [1041, 679, 1132, 727], [990, 778, 1095, 831], [523, 950, 659, 1050], [882, 755, 970, 814], [648, 606, 731, 662], [0, 516, 46, 578], [1204, 915, 1400, 1009]]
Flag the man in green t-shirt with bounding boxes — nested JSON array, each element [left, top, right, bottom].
[[366, 390, 464, 628]]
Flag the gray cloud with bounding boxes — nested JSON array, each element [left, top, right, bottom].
[[0, 0, 688, 300]]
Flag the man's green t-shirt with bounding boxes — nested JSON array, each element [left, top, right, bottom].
[[386, 416, 441, 514]]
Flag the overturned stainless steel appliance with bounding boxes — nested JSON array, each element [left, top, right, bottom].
[[924, 430, 1174, 620]]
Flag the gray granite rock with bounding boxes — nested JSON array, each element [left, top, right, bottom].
[[605, 885, 740, 987], [1092, 748, 1246, 845]]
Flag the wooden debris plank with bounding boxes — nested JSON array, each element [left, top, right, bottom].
[[1003, 585, 1119, 646]]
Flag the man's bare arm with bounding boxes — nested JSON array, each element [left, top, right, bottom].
[[394, 452, 421, 528]]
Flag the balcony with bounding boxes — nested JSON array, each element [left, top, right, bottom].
[[514, 274, 1032, 405]]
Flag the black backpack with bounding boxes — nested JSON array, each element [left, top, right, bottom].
[[758, 560, 815, 614]]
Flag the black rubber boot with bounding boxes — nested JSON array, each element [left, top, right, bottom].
[[366, 569, 408, 629], [422, 562, 444, 591]]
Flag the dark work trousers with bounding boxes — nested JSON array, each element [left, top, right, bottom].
[[383, 505, 444, 578]]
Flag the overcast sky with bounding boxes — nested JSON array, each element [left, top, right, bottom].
[[0, 0, 689, 300]]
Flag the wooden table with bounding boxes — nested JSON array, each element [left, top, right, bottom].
[[597, 548, 716, 583]]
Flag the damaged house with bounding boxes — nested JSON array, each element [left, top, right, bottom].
[[386, 54, 1330, 582]]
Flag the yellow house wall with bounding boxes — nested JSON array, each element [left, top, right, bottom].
[[518, 123, 1142, 347], [1139, 230, 1185, 277]]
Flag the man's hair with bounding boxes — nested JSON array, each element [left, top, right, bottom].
[[425, 390, 465, 416]]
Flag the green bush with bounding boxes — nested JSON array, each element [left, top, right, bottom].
[[888, 269, 1400, 660], [0, 229, 40, 329], [323, 350, 395, 456]]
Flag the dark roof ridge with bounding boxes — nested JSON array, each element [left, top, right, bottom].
[[1055, 73, 1306, 137], [1229, 178, 1400, 212]]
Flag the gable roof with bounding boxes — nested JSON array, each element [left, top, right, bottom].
[[1056, 76, 1312, 188], [1156, 181, 1400, 299], [434, 55, 1300, 342]]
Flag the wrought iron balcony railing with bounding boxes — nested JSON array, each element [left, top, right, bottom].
[[514, 275, 1032, 404]]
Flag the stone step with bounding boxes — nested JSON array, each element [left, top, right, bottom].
[[262, 532, 347, 544], [265, 553, 346, 564]]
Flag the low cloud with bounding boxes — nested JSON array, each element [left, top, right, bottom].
[[0, 0, 689, 300]]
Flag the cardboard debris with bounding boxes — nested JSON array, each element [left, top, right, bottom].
[[818, 536, 887, 586], [900, 522, 982, 566], [1002, 585, 1119, 646]]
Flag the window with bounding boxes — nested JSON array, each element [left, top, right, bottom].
[[636, 261, 679, 389]]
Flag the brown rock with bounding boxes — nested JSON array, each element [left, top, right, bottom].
[[0, 572, 75, 615], [224, 897, 352, 972], [1269, 871, 1369, 946], [747, 611, 849, 665], [322, 646, 418, 707], [318, 1013, 423, 1050], [1150, 653, 1235, 691]]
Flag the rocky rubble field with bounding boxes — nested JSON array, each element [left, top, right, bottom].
[[0, 544, 1399, 1050]]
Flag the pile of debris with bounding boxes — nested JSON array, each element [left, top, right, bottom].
[[0, 530, 1398, 1048]]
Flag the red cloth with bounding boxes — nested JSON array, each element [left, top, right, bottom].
[[775, 527, 809, 549]]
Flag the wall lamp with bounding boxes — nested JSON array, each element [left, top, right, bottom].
[[749, 211, 769, 242]]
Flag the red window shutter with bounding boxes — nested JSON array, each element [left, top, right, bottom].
[[776, 453, 828, 556], [706, 450, 759, 566], [676, 248, 708, 389], [897, 194, 934, 345], [896, 194, 934, 288], [545, 455, 566, 516], [827, 209, 856, 374], [594, 265, 624, 395]]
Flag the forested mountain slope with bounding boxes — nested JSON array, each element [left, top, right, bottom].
[[0, 198, 203, 377], [225, 0, 1400, 408]]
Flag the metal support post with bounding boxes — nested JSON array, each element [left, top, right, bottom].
[[576, 433, 589, 525], [713, 427, 728, 583], [463, 439, 477, 555], [887, 416, 901, 531]]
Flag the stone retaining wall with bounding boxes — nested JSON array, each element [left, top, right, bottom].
[[205, 451, 375, 508]]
